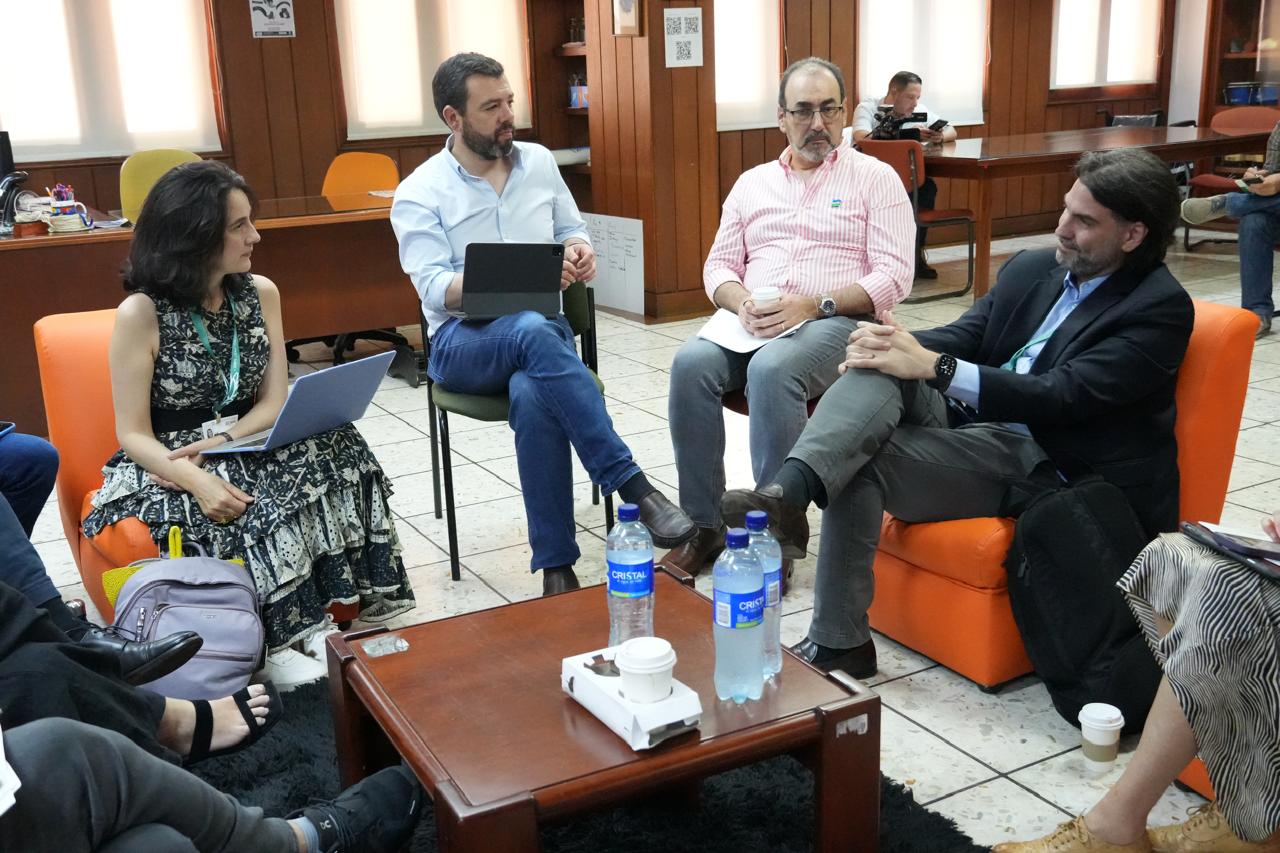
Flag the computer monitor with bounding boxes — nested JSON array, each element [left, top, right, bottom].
[[0, 131, 13, 176]]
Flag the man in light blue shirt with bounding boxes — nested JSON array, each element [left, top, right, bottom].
[[391, 53, 695, 596]]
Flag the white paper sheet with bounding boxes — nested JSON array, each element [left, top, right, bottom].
[[695, 308, 808, 353], [0, 722, 20, 819]]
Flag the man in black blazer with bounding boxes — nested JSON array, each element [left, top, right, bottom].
[[721, 148, 1193, 678]]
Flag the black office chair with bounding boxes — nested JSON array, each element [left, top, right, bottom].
[[422, 281, 614, 581]]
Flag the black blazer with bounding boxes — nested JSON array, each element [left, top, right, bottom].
[[915, 248, 1194, 537]]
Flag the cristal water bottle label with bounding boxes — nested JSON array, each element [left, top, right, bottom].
[[714, 587, 765, 628], [763, 570, 781, 607], [607, 559, 654, 598]]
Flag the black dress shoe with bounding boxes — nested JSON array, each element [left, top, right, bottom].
[[542, 566, 581, 596], [78, 627, 204, 686], [658, 526, 725, 577], [790, 637, 877, 680], [635, 491, 697, 548], [720, 484, 810, 559], [915, 252, 939, 280]]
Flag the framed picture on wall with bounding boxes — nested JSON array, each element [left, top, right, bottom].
[[613, 0, 642, 36]]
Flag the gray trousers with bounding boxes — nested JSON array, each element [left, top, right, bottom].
[[792, 368, 1062, 648], [0, 718, 298, 853], [669, 316, 860, 527]]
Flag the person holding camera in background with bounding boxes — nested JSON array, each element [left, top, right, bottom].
[[848, 71, 958, 280]]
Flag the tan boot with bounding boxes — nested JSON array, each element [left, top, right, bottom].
[[993, 816, 1152, 852], [1148, 803, 1280, 853]]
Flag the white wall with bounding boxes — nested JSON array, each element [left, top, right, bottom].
[[1169, 0, 1208, 124]]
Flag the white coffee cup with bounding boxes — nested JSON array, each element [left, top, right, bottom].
[[615, 636, 677, 703], [1078, 703, 1125, 773], [750, 286, 781, 307]]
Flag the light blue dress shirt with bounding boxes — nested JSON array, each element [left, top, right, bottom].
[[390, 138, 591, 336], [946, 272, 1108, 431]]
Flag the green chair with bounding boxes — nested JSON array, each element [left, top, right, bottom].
[[425, 281, 614, 580]]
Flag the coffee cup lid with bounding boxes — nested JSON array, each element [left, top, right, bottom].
[[1078, 702, 1124, 729], [751, 286, 781, 299], [616, 636, 676, 675]]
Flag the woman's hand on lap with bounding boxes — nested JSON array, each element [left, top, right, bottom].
[[167, 435, 232, 468], [192, 472, 255, 524]]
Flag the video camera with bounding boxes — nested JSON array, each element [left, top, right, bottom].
[[870, 109, 930, 141]]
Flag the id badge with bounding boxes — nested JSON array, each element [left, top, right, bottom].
[[200, 414, 239, 439]]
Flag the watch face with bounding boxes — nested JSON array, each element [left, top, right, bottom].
[[820, 297, 837, 316]]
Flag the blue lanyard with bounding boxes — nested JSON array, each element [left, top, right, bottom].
[[189, 292, 240, 417]]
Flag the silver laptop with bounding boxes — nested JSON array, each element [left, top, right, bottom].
[[460, 242, 564, 320], [205, 350, 394, 454]]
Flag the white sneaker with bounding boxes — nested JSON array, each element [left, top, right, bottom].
[[301, 616, 341, 663], [261, 647, 327, 692]]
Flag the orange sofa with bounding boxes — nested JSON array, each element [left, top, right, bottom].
[[866, 299, 1257, 799], [34, 309, 358, 626]]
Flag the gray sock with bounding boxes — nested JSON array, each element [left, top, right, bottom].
[[288, 817, 320, 853]]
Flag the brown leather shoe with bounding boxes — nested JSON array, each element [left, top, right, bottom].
[[779, 558, 795, 597], [542, 566, 581, 596], [635, 490, 697, 548], [658, 526, 725, 577], [790, 638, 876, 679], [720, 484, 809, 558], [1149, 804, 1280, 852], [993, 816, 1151, 852]]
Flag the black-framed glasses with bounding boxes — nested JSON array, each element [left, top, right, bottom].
[[782, 104, 844, 122]]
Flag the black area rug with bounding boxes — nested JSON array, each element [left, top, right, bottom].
[[192, 681, 986, 852]]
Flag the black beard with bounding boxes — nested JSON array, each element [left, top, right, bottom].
[[462, 123, 514, 161]]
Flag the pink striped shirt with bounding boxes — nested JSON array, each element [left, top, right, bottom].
[[704, 141, 915, 318]]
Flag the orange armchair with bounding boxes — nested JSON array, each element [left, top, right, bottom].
[[867, 299, 1258, 688], [34, 309, 154, 620]]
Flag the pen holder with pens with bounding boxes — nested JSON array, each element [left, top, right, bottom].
[[47, 187, 93, 234]]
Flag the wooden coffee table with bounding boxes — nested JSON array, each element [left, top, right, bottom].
[[326, 571, 882, 852]]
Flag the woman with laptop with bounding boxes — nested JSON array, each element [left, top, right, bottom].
[[83, 161, 415, 689]]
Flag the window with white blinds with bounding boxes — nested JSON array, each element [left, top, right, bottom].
[[1051, 0, 1162, 89], [857, 0, 989, 127], [333, 0, 532, 140], [0, 0, 221, 162], [714, 0, 782, 131]]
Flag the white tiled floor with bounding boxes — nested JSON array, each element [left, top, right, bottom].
[[34, 229, 1277, 847]]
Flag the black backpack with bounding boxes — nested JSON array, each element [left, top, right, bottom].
[[1004, 478, 1161, 734]]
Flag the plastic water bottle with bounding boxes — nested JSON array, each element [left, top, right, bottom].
[[712, 528, 765, 703], [606, 502, 654, 646], [746, 510, 783, 678]]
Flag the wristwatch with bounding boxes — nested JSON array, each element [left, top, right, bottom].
[[817, 294, 837, 318], [926, 353, 957, 393]]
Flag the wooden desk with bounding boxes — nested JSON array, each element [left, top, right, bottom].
[[0, 193, 418, 435], [327, 572, 882, 853], [925, 126, 1272, 296]]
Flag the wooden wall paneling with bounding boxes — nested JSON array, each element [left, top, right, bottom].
[[290, 5, 341, 193], [91, 165, 122, 214], [986, 0, 1014, 222], [668, 36, 703, 299], [260, 40, 306, 197], [527, 0, 567, 152], [616, 37, 640, 220], [645, 2, 679, 303], [698, 0, 721, 262], [719, 132, 744, 201], [213, 0, 276, 197], [741, 130, 768, 171], [785, 0, 811, 66], [632, 29, 656, 251], [396, 146, 433, 180], [829, 0, 854, 97], [585, 0, 606, 213], [600, 9, 624, 216], [810, 0, 832, 63]]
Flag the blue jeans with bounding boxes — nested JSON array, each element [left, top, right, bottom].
[[0, 493, 59, 606], [0, 432, 58, 537], [429, 312, 640, 570], [1225, 191, 1280, 319]]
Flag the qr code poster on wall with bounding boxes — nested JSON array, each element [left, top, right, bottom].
[[251, 0, 295, 38], [664, 8, 703, 68]]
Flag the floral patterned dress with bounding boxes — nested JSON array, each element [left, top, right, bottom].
[[83, 276, 415, 651]]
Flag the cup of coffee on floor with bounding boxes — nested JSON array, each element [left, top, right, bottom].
[[615, 636, 677, 703], [749, 286, 781, 309], [1078, 703, 1124, 774]]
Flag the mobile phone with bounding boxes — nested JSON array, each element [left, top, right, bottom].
[[1236, 175, 1265, 190], [1211, 529, 1280, 560], [1180, 521, 1280, 580], [0, 421, 13, 439], [928, 118, 949, 132]]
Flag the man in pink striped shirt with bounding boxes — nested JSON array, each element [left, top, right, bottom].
[[662, 56, 915, 577]]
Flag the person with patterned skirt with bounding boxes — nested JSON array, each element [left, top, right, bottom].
[[84, 161, 414, 688]]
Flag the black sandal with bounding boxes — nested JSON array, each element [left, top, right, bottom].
[[185, 681, 283, 765]]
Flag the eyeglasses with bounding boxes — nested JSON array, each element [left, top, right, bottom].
[[782, 105, 844, 122]]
